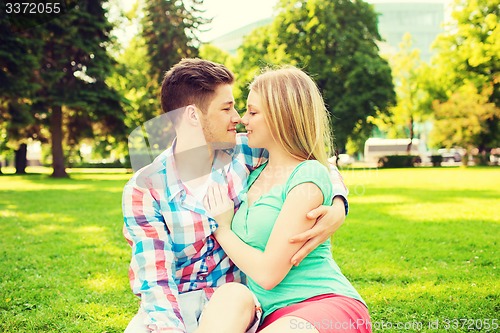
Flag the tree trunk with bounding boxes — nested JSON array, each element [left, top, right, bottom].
[[15, 143, 28, 174], [407, 115, 414, 154], [50, 105, 68, 178]]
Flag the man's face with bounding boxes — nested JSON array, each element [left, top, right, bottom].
[[198, 84, 240, 146]]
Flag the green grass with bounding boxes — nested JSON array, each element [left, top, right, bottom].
[[0, 170, 135, 332], [0, 166, 498, 332], [336, 166, 499, 331]]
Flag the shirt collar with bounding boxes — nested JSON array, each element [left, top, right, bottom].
[[164, 141, 235, 202], [164, 141, 185, 202]]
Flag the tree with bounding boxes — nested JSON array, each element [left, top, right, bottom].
[[199, 43, 233, 69], [1, 1, 127, 177], [232, 25, 275, 112], [110, 34, 160, 129], [142, 0, 209, 84], [0, 8, 45, 174], [0, 103, 8, 174], [234, 0, 395, 153], [429, 83, 500, 162], [429, 0, 499, 152], [106, 32, 164, 167], [372, 34, 427, 152]]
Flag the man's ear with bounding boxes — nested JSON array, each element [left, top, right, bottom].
[[186, 105, 200, 124]]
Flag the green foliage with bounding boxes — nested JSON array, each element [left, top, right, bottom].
[[426, 0, 499, 152], [109, 35, 161, 130], [233, 25, 275, 111], [432, 0, 499, 105], [429, 84, 500, 153], [0, 8, 45, 154], [142, 0, 208, 83], [1, 168, 499, 332], [1, 1, 127, 177], [233, 0, 395, 152], [372, 34, 428, 141], [37, 1, 125, 133], [0, 10, 42, 98], [199, 44, 233, 68]]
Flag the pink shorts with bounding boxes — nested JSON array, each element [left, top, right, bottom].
[[257, 294, 372, 333]]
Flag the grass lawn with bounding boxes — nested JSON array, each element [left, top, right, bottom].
[[0, 166, 498, 332]]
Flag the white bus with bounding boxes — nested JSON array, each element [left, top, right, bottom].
[[364, 138, 423, 165]]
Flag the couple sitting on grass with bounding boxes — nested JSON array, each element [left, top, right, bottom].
[[122, 58, 371, 333]]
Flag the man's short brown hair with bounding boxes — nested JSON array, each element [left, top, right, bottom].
[[161, 58, 234, 114]]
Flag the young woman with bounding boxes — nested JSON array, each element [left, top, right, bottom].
[[197, 67, 371, 333]]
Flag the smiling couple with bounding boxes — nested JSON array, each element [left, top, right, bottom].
[[122, 58, 371, 333]]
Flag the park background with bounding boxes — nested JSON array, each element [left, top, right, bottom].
[[0, 0, 498, 332]]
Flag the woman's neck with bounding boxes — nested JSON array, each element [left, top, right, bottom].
[[264, 145, 303, 170]]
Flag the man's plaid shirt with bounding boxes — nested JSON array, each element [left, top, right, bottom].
[[122, 134, 348, 332]]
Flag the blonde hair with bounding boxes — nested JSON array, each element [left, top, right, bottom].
[[249, 66, 333, 167]]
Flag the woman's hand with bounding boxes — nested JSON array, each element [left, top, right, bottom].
[[204, 183, 235, 231]]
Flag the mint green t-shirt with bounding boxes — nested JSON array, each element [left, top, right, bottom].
[[231, 160, 365, 318]]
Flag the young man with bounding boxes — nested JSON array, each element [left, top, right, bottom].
[[122, 58, 348, 333]]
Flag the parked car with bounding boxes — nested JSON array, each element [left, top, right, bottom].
[[437, 148, 463, 162]]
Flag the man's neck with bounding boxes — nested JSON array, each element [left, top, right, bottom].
[[174, 138, 214, 186]]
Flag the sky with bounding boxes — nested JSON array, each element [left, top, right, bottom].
[[199, 0, 454, 41], [114, 0, 453, 46], [114, 0, 278, 45], [200, 0, 277, 41], [199, 0, 453, 40]]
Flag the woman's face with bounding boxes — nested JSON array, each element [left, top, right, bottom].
[[242, 89, 275, 149]]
